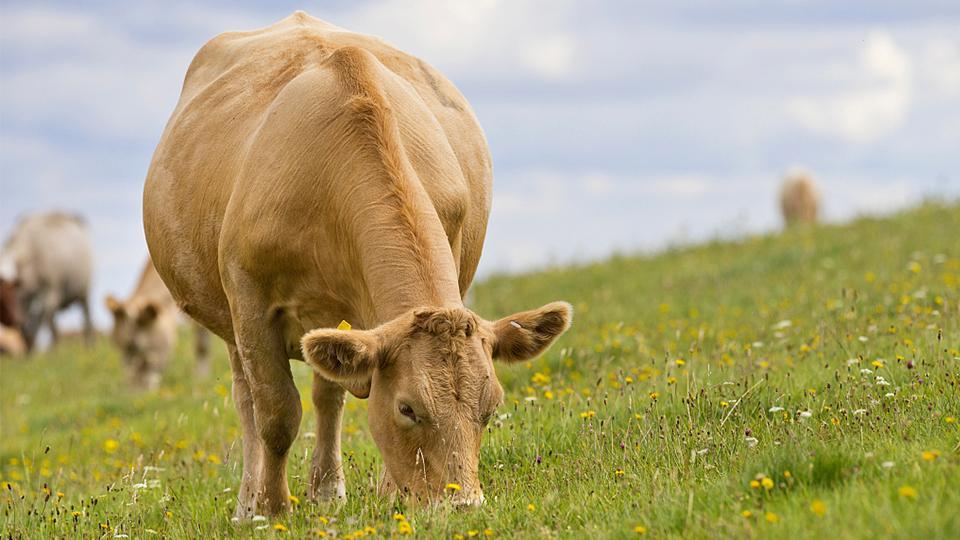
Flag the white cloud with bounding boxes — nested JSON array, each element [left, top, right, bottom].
[[786, 30, 913, 144]]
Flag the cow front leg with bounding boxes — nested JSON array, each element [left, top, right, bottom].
[[233, 319, 301, 516], [309, 372, 347, 501]]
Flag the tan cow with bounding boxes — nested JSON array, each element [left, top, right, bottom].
[[0, 212, 94, 351], [143, 12, 572, 517], [780, 170, 821, 225], [105, 258, 211, 390]]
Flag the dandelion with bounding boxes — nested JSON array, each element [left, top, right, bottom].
[[810, 500, 827, 517], [921, 450, 940, 461], [527, 503, 536, 512], [103, 439, 119, 454], [898, 485, 917, 499], [720, 401, 730, 408], [397, 521, 413, 535], [946, 417, 956, 424], [273, 523, 288, 532], [761, 477, 774, 490], [675, 359, 685, 366], [580, 410, 596, 419], [288, 495, 299, 505], [667, 376, 677, 385], [445, 483, 462, 493], [872, 360, 884, 368], [749, 480, 761, 489], [207, 454, 221, 465], [649, 392, 659, 400], [741, 510, 752, 518], [634, 524, 647, 534], [615, 468, 625, 477], [765, 512, 779, 523], [831, 417, 840, 426], [393, 513, 406, 521], [484, 529, 494, 537], [783, 470, 792, 478]]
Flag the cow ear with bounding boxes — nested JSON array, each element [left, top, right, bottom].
[[105, 295, 125, 319], [490, 302, 573, 363], [301, 327, 381, 398], [136, 302, 159, 326]]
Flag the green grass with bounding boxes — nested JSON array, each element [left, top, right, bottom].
[[2, 202, 959, 539]]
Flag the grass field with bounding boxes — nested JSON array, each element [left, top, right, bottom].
[[2, 202, 958, 539]]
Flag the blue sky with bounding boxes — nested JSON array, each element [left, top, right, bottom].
[[2, 0, 959, 328]]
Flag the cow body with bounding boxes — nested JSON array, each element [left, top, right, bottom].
[[780, 170, 821, 225], [144, 12, 570, 517], [0, 212, 94, 351], [105, 258, 210, 390]]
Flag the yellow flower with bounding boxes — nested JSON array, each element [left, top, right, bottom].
[[615, 468, 625, 477], [580, 410, 596, 419], [207, 454, 222, 465], [624, 376, 634, 384], [741, 510, 752, 518], [648, 392, 659, 400], [761, 477, 774, 490], [214, 384, 229, 397], [831, 417, 840, 426], [544, 391, 555, 400], [288, 495, 299, 505], [871, 360, 884, 369], [337, 320, 352, 330], [675, 359, 686, 366], [468, 531, 479, 537], [445, 483, 462, 492], [103, 439, 119, 454], [397, 521, 413, 535], [922, 450, 940, 461], [531, 372, 550, 386], [810, 500, 827, 517], [908, 261, 921, 273], [898, 485, 918, 499], [273, 523, 288, 532], [393, 513, 406, 521], [749, 480, 760, 489], [484, 529, 494, 537], [667, 376, 677, 385], [765, 512, 779, 523], [634, 524, 647, 534], [527, 503, 536, 512], [946, 417, 957, 424], [720, 401, 730, 408], [783, 470, 792, 479]]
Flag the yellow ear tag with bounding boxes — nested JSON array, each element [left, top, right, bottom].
[[337, 320, 352, 331]]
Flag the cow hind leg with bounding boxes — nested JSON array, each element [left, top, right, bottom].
[[309, 373, 347, 501], [228, 344, 262, 519], [231, 305, 302, 516], [79, 297, 95, 346]]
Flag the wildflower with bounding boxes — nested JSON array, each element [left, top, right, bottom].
[[393, 513, 406, 521], [765, 512, 779, 523], [615, 468, 625, 477], [624, 376, 634, 384], [445, 483, 462, 493], [667, 376, 677, 385], [871, 360, 884, 368], [908, 261, 921, 274], [921, 450, 940, 461], [675, 358, 685, 366], [527, 503, 536, 512], [783, 471, 792, 478], [761, 477, 774, 490], [544, 390, 555, 400], [274, 523, 288, 532], [749, 480, 761, 489], [649, 392, 659, 400], [741, 510, 752, 518], [720, 401, 730, 408], [580, 410, 596, 419], [397, 521, 413, 535], [634, 524, 647, 534], [207, 454, 221, 465], [898, 485, 917, 499], [810, 500, 827, 517], [288, 495, 299, 505], [831, 417, 840, 426], [768, 406, 784, 413], [947, 417, 956, 424], [882, 461, 895, 469], [337, 320, 352, 330], [798, 410, 812, 419], [484, 529, 494, 537], [531, 372, 549, 386], [103, 439, 119, 454]]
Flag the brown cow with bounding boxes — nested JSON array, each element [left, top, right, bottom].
[[105, 258, 211, 390], [780, 170, 821, 225], [143, 12, 572, 517]]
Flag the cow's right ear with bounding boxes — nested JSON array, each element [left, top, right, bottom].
[[105, 295, 125, 319], [301, 327, 381, 398]]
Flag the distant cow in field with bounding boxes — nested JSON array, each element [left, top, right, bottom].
[[0, 212, 94, 351], [780, 170, 821, 225], [144, 12, 572, 517], [105, 258, 210, 390], [0, 278, 25, 357]]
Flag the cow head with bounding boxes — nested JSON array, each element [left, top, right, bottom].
[[105, 295, 176, 390], [301, 301, 572, 506]]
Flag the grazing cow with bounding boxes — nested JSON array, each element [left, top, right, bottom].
[[144, 12, 572, 517], [780, 170, 821, 225], [0, 212, 94, 351], [105, 258, 211, 390]]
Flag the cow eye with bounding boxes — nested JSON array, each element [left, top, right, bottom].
[[398, 403, 418, 423]]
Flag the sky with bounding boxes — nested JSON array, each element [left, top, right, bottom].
[[1, 0, 959, 329]]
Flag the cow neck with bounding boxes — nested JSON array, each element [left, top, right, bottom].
[[350, 189, 463, 326]]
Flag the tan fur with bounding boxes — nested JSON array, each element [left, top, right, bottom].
[[143, 12, 569, 516], [0, 324, 26, 357], [780, 170, 821, 225], [105, 258, 210, 390]]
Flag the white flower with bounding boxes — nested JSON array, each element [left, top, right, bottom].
[[860, 368, 873, 375], [876, 377, 890, 386], [524, 396, 538, 402], [745, 437, 759, 448], [252, 515, 267, 522], [885, 392, 895, 398], [752, 341, 764, 348], [846, 358, 860, 366], [773, 320, 793, 330], [768, 406, 785, 413], [858, 336, 869, 342], [853, 409, 867, 415], [798, 410, 813, 419], [882, 461, 895, 469]]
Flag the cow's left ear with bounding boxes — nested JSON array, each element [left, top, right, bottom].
[[489, 301, 573, 363], [301, 327, 382, 398]]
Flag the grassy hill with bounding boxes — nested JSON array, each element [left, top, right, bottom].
[[2, 202, 958, 538]]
